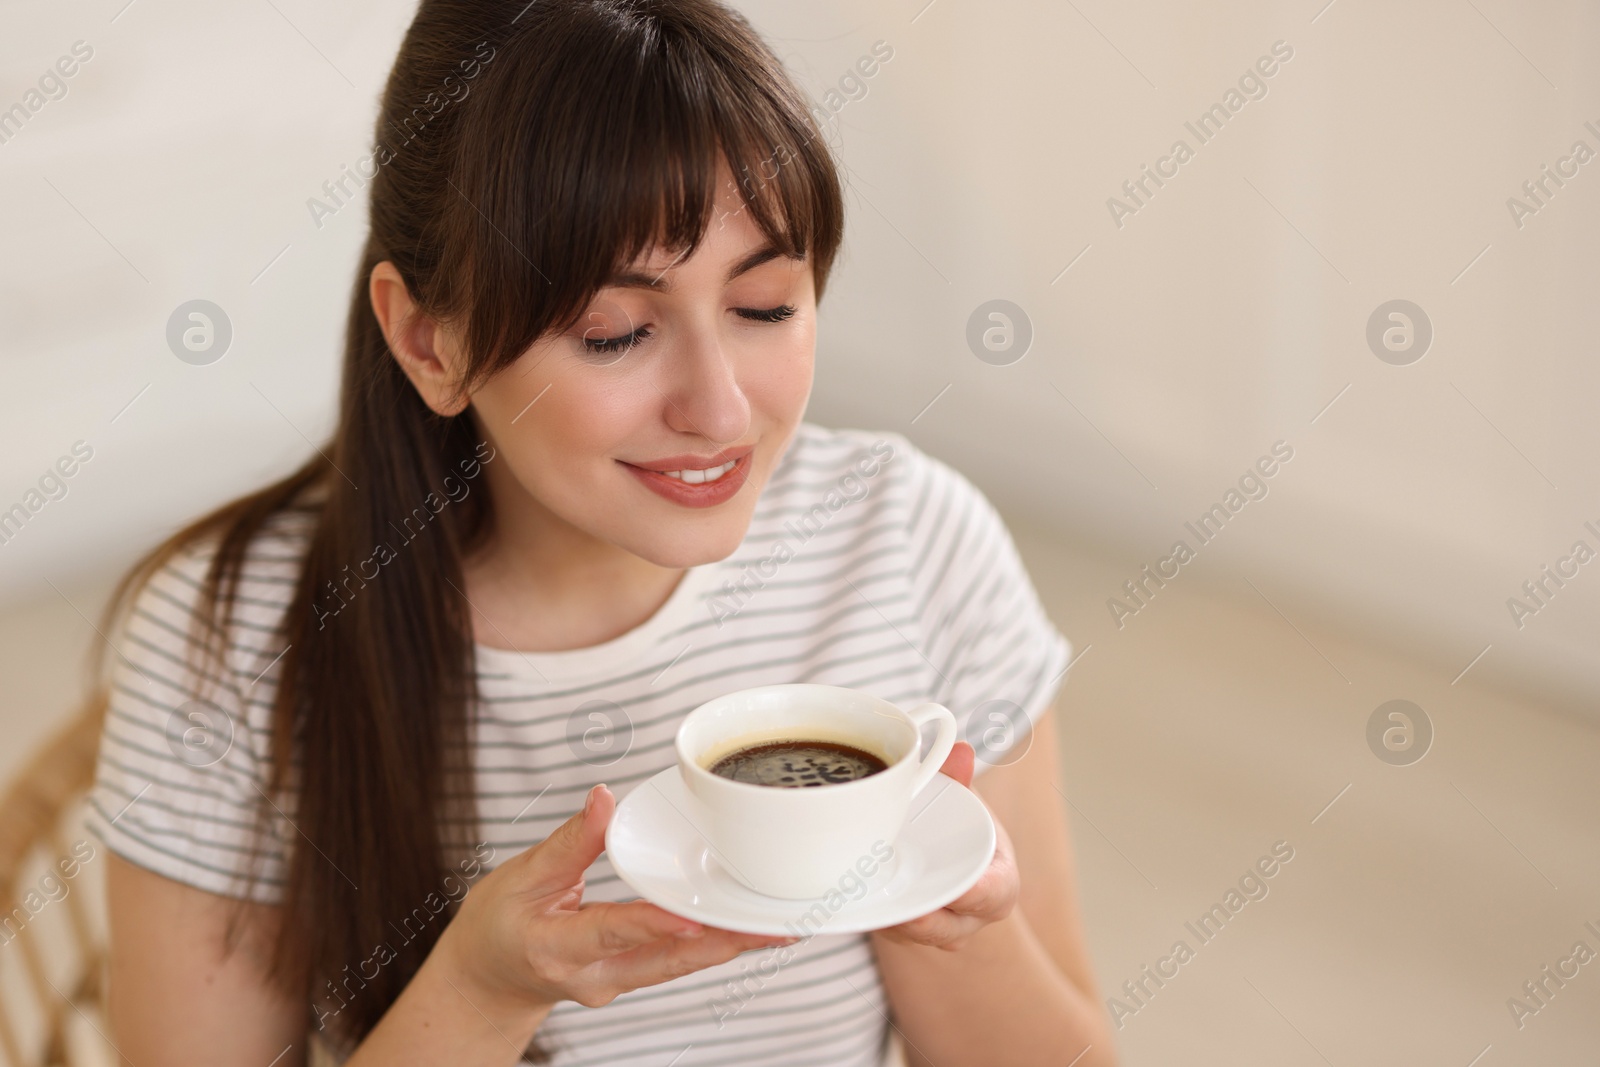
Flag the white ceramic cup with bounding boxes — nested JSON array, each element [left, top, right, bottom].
[[675, 682, 957, 900]]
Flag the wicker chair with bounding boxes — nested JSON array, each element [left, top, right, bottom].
[[0, 691, 108, 1067]]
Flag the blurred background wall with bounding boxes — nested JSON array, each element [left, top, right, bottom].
[[3, 0, 1596, 716], [1, 0, 1596, 1063]]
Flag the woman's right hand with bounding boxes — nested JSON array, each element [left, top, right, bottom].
[[434, 782, 795, 1014]]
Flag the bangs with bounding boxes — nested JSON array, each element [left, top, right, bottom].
[[439, 0, 844, 375]]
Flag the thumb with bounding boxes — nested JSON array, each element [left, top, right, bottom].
[[939, 741, 975, 789], [526, 784, 612, 894]]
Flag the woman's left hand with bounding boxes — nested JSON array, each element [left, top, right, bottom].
[[871, 740, 1018, 952]]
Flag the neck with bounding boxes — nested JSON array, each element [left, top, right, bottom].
[[460, 459, 685, 654]]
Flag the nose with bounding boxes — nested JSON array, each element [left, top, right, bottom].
[[660, 325, 751, 447]]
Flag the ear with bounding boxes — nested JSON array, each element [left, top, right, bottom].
[[369, 260, 471, 416]]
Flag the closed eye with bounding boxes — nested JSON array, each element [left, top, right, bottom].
[[736, 304, 797, 323], [583, 326, 651, 355], [581, 304, 796, 356]]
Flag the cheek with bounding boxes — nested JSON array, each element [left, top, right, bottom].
[[743, 322, 815, 415], [475, 364, 652, 494], [487, 390, 636, 522], [517, 379, 654, 470]]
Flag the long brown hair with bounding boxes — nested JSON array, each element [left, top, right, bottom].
[[98, 0, 845, 1056]]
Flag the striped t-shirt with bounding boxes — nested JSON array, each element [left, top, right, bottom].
[[87, 420, 1072, 1067]]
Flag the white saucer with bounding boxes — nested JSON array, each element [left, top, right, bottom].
[[604, 765, 996, 936]]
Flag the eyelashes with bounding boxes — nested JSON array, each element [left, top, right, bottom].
[[583, 326, 651, 356], [581, 304, 798, 356], [736, 303, 798, 324]]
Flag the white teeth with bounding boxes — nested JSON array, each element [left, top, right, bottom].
[[663, 459, 738, 484]]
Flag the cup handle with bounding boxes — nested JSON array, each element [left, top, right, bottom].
[[903, 702, 958, 798]]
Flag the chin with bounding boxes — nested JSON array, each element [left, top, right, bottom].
[[628, 517, 749, 569]]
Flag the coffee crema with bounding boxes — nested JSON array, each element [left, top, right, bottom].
[[707, 739, 888, 788]]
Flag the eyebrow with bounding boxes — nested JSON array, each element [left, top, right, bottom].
[[603, 244, 797, 293]]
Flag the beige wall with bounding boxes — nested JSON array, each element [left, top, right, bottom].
[[3, 0, 1594, 720], [793, 0, 1600, 718]]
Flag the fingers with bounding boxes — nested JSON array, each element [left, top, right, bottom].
[[873, 861, 1014, 950], [875, 908, 981, 950], [592, 925, 797, 992], [938, 741, 975, 788], [564, 899, 708, 961], [523, 784, 612, 895], [942, 866, 1014, 922]]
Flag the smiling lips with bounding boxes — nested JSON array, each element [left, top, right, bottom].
[[620, 447, 754, 508], [657, 458, 738, 484]]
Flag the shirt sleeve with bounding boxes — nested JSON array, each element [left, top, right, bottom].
[[84, 542, 290, 903], [901, 440, 1072, 777]]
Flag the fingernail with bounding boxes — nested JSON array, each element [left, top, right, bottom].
[[583, 786, 599, 817], [675, 924, 705, 938]]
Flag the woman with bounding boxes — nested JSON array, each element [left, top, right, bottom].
[[87, 1, 1115, 1063]]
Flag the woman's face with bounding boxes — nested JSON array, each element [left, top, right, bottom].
[[465, 176, 817, 568]]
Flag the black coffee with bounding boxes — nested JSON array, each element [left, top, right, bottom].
[[708, 739, 888, 787]]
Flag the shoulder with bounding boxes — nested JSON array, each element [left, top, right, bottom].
[[761, 420, 976, 515], [126, 502, 317, 691], [755, 421, 1008, 574], [86, 499, 320, 902], [764, 422, 905, 488], [766, 426, 1071, 766]]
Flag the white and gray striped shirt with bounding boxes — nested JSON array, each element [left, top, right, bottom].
[[87, 421, 1071, 1067]]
